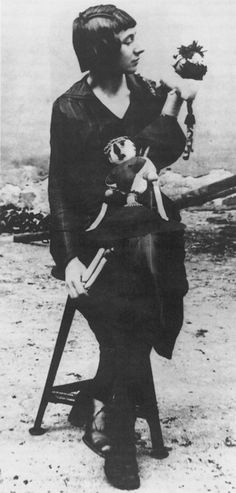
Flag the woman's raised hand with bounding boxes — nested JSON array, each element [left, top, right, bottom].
[[65, 257, 88, 298], [160, 70, 201, 101]]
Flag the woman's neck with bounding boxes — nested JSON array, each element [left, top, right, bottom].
[[87, 71, 131, 119], [87, 72, 129, 97]]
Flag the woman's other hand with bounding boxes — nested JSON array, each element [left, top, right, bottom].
[[160, 70, 201, 101], [65, 257, 88, 298]]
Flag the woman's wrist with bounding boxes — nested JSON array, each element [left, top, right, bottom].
[[161, 88, 183, 118]]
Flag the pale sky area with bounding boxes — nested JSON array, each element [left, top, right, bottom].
[[1, 0, 236, 175]]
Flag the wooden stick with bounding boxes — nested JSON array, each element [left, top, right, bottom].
[[175, 181, 236, 209], [84, 257, 108, 289], [13, 231, 50, 243], [82, 248, 106, 283]]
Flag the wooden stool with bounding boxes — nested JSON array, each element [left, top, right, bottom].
[[29, 294, 168, 459]]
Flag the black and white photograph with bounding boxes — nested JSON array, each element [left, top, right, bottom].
[[1, 0, 236, 491]]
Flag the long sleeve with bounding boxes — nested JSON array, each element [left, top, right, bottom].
[[136, 114, 186, 170], [133, 76, 186, 170], [48, 100, 82, 269]]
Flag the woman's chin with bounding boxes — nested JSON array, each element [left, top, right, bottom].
[[126, 66, 138, 74]]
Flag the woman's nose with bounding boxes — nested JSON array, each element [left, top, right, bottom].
[[134, 41, 145, 56]]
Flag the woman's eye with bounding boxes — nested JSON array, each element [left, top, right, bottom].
[[123, 36, 134, 46]]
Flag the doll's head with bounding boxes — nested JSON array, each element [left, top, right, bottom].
[[104, 136, 136, 164], [173, 41, 207, 80]]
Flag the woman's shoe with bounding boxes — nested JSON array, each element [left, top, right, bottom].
[[83, 428, 111, 458], [104, 448, 140, 490], [150, 446, 171, 459], [68, 392, 92, 428], [82, 401, 111, 458]]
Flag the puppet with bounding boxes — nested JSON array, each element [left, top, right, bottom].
[[173, 41, 207, 159], [86, 135, 184, 242], [104, 136, 169, 220]]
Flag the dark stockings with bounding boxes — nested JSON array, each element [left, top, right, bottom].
[[90, 337, 153, 451]]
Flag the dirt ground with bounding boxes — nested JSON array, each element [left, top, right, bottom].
[[0, 210, 236, 493]]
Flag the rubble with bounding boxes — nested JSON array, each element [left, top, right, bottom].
[[0, 168, 235, 237], [160, 168, 233, 202], [0, 184, 21, 207], [0, 179, 49, 213]]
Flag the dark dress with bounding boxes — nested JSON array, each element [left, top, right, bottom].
[[48, 73, 188, 361]]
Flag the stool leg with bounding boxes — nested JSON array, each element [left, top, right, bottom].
[[29, 296, 76, 435], [142, 360, 169, 459]]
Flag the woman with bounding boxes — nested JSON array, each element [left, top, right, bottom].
[[49, 4, 192, 489]]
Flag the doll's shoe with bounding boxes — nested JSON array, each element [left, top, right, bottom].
[[104, 447, 140, 490], [82, 403, 111, 458]]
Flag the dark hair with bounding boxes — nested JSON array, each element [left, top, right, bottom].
[[73, 4, 136, 72]]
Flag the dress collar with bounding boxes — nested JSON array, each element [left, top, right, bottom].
[[64, 73, 145, 101]]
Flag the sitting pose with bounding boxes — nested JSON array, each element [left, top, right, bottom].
[[49, 4, 195, 489]]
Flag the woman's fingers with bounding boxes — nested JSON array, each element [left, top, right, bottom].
[[179, 79, 201, 101], [72, 278, 87, 296], [160, 71, 181, 90], [66, 282, 79, 299], [160, 71, 201, 100], [65, 257, 88, 298], [66, 279, 87, 298]]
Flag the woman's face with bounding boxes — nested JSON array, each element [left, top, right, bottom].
[[115, 27, 144, 74]]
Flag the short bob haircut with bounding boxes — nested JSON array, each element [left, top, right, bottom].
[[73, 4, 136, 73]]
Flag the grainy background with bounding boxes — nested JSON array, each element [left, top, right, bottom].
[[1, 2, 236, 492]]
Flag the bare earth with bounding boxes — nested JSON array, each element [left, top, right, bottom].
[[0, 210, 236, 493]]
